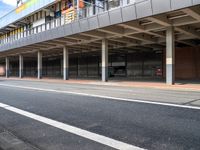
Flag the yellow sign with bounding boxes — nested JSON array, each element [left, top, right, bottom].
[[16, 0, 39, 13], [62, 7, 76, 24]]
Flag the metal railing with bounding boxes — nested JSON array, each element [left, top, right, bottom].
[[0, 0, 56, 29], [0, 0, 142, 45]]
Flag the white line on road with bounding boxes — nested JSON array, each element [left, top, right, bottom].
[[0, 102, 144, 150], [0, 83, 200, 110]]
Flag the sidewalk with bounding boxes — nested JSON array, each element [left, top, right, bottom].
[[0, 77, 200, 107], [1, 77, 200, 92]]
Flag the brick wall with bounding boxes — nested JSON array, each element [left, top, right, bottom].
[[163, 46, 200, 79]]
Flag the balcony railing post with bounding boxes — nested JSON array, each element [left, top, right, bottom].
[[77, 0, 80, 20], [54, 19, 56, 27], [45, 23, 47, 31]]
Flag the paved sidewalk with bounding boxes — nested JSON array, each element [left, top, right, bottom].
[[1, 77, 200, 92], [0, 77, 200, 107]]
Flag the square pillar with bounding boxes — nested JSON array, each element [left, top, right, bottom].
[[63, 46, 69, 80], [102, 39, 108, 82], [5, 57, 9, 78], [19, 54, 24, 78], [37, 51, 42, 79], [166, 26, 175, 85]]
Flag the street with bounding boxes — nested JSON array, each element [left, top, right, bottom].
[[0, 79, 200, 150]]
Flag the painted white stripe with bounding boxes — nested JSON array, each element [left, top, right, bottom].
[[0, 102, 144, 150], [0, 83, 200, 110]]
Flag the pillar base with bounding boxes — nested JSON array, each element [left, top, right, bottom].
[[19, 69, 23, 79], [102, 67, 108, 82], [38, 68, 42, 79], [37, 51, 42, 79], [6, 70, 9, 78], [63, 68, 69, 80], [19, 55, 24, 79], [166, 64, 175, 85]]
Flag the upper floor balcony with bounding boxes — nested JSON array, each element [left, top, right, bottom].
[[1, 0, 137, 45], [0, 0, 56, 29]]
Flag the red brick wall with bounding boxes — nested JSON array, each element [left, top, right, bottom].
[[196, 47, 200, 78], [163, 46, 200, 79]]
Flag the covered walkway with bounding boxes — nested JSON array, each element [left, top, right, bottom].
[[0, 5, 200, 85]]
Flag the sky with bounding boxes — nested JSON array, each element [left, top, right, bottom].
[[0, 0, 15, 17]]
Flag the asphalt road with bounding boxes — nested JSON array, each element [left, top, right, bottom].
[[0, 80, 200, 150]]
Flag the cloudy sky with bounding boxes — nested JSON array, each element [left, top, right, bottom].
[[0, 0, 16, 17]]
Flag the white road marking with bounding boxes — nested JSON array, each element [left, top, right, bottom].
[[0, 83, 200, 110], [0, 102, 144, 150]]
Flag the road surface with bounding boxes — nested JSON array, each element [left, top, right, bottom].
[[0, 79, 199, 150]]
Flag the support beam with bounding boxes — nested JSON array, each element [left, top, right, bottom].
[[19, 54, 23, 78], [5, 57, 9, 78], [126, 34, 156, 43], [80, 31, 107, 39], [166, 27, 175, 85], [182, 8, 200, 21], [177, 40, 195, 47], [119, 22, 165, 38], [37, 51, 42, 79], [63, 46, 69, 80], [98, 26, 124, 36], [176, 26, 200, 39], [147, 16, 171, 27], [102, 39, 108, 82], [147, 16, 200, 39]]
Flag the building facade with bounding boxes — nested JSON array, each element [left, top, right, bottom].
[[0, 0, 200, 84]]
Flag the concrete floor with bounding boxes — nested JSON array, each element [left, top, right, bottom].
[[0, 79, 200, 150]]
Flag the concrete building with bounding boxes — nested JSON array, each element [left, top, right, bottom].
[[0, 0, 199, 85]]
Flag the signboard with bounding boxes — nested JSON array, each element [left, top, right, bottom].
[[62, 7, 76, 24], [17, 0, 23, 7], [16, 0, 39, 13]]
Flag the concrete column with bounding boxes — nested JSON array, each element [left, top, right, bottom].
[[63, 46, 69, 80], [102, 39, 108, 82], [19, 54, 24, 78], [166, 26, 175, 85], [5, 57, 9, 78], [77, 0, 80, 19], [37, 51, 42, 79]]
